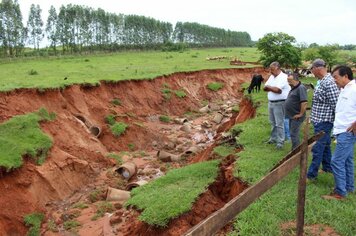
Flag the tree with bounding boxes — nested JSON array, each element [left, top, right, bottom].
[[256, 32, 302, 69], [318, 45, 339, 71], [46, 5, 58, 53], [0, 0, 25, 56], [27, 4, 43, 50], [303, 45, 339, 71]]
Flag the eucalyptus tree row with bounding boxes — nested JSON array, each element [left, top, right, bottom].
[[172, 22, 252, 47], [0, 1, 252, 57], [0, 0, 25, 56]]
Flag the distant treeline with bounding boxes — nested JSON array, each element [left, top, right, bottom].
[[0, 0, 253, 57]]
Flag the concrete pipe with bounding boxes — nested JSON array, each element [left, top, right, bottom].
[[199, 105, 210, 113], [125, 180, 148, 191], [106, 187, 131, 204], [173, 118, 188, 124], [157, 150, 180, 162], [115, 162, 137, 180], [74, 114, 92, 127], [185, 146, 201, 155], [213, 112, 224, 124], [89, 126, 102, 138], [180, 123, 191, 132]]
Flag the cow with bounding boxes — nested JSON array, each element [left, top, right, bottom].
[[248, 74, 264, 94]]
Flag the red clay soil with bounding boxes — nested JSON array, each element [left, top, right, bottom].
[[0, 67, 265, 235], [280, 221, 340, 236], [122, 155, 248, 236]]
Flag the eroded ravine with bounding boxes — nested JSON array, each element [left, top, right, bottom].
[[0, 68, 266, 235]]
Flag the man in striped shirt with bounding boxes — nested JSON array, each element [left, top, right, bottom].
[[307, 59, 340, 181]]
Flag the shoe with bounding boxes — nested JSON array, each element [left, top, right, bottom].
[[321, 193, 345, 200], [276, 144, 283, 149]]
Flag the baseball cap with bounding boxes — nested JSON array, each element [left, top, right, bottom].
[[309, 59, 326, 69]]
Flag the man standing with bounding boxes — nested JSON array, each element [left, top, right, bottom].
[[285, 72, 308, 150], [264, 61, 290, 149], [307, 59, 339, 181], [323, 65, 356, 200]]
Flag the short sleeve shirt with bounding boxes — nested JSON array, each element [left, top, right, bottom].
[[264, 72, 290, 101], [285, 82, 308, 119]]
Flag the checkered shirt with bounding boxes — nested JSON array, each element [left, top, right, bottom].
[[311, 73, 340, 124]]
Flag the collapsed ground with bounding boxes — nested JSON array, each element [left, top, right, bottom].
[[0, 68, 264, 235]]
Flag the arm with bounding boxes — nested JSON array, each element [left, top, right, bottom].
[[263, 85, 282, 94], [293, 102, 307, 119]]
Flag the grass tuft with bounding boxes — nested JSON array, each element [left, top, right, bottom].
[[0, 109, 54, 170], [24, 212, 44, 236], [126, 160, 220, 226], [110, 122, 128, 137], [207, 82, 224, 91]]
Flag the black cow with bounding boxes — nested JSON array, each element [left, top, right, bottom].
[[248, 74, 264, 94]]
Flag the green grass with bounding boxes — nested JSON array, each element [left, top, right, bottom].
[[23, 212, 44, 236], [229, 78, 356, 235], [159, 115, 171, 123], [105, 114, 116, 125], [126, 160, 220, 226], [110, 122, 128, 137], [213, 145, 236, 158], [207, 82, 224, 91], [91, 201, 115, 221], [0, 48, 259, 91], [0, 109, 54, 171], [174, 89, 187, 98]]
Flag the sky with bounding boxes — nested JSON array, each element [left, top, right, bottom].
[[19, 0, 356, 46]]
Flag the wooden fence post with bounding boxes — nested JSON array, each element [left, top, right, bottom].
[[296, 117, 310, 235]]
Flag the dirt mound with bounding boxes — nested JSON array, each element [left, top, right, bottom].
[[0, 67, 266, 235]]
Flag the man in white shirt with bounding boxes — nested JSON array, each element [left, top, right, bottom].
[[263, 61, 291, 149], [323, 65, 356, 200]]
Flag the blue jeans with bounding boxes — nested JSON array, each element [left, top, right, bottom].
[[289, 116, 305, 150], [268, 101, 285, 145], [331, 132, 356, 196], [284, 118, 291, 141], [307, 122, 333, 179]]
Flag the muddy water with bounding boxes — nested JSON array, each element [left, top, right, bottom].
[[0, 68, 265, 235]]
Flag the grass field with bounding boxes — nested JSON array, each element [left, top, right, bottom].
[[231, 79, 356, 235], [0, 47, 259, 91]]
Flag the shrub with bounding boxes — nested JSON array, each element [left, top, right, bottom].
[[111, 122, 128, 137], [111, 98, 121, 106], [161, 88, 171, 100], [63, 220, 81, 231], [207, 82, 224, 91], [105, 114, 116, 125], [174, 90, 186, 98], [24, 213, 44, 236], [128, 143, 135, 151], [159, 115, 170, 123]]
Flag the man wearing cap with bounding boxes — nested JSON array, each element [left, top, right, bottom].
[[263, 61, 291, 149], [285, 72, 308, 150], [307, 59, 339, 181], [322, 65, 356, 200]]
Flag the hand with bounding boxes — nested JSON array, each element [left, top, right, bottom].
[[293, 114, 302, 120], [346, 121, 356, 135]]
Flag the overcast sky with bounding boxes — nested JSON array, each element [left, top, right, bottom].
[[19, 0, 356, 46]]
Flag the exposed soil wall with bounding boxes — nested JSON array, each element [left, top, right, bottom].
[[0, 67, 266, 235]]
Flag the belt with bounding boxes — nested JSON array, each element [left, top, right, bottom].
[[269, 99, 285, 103]]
